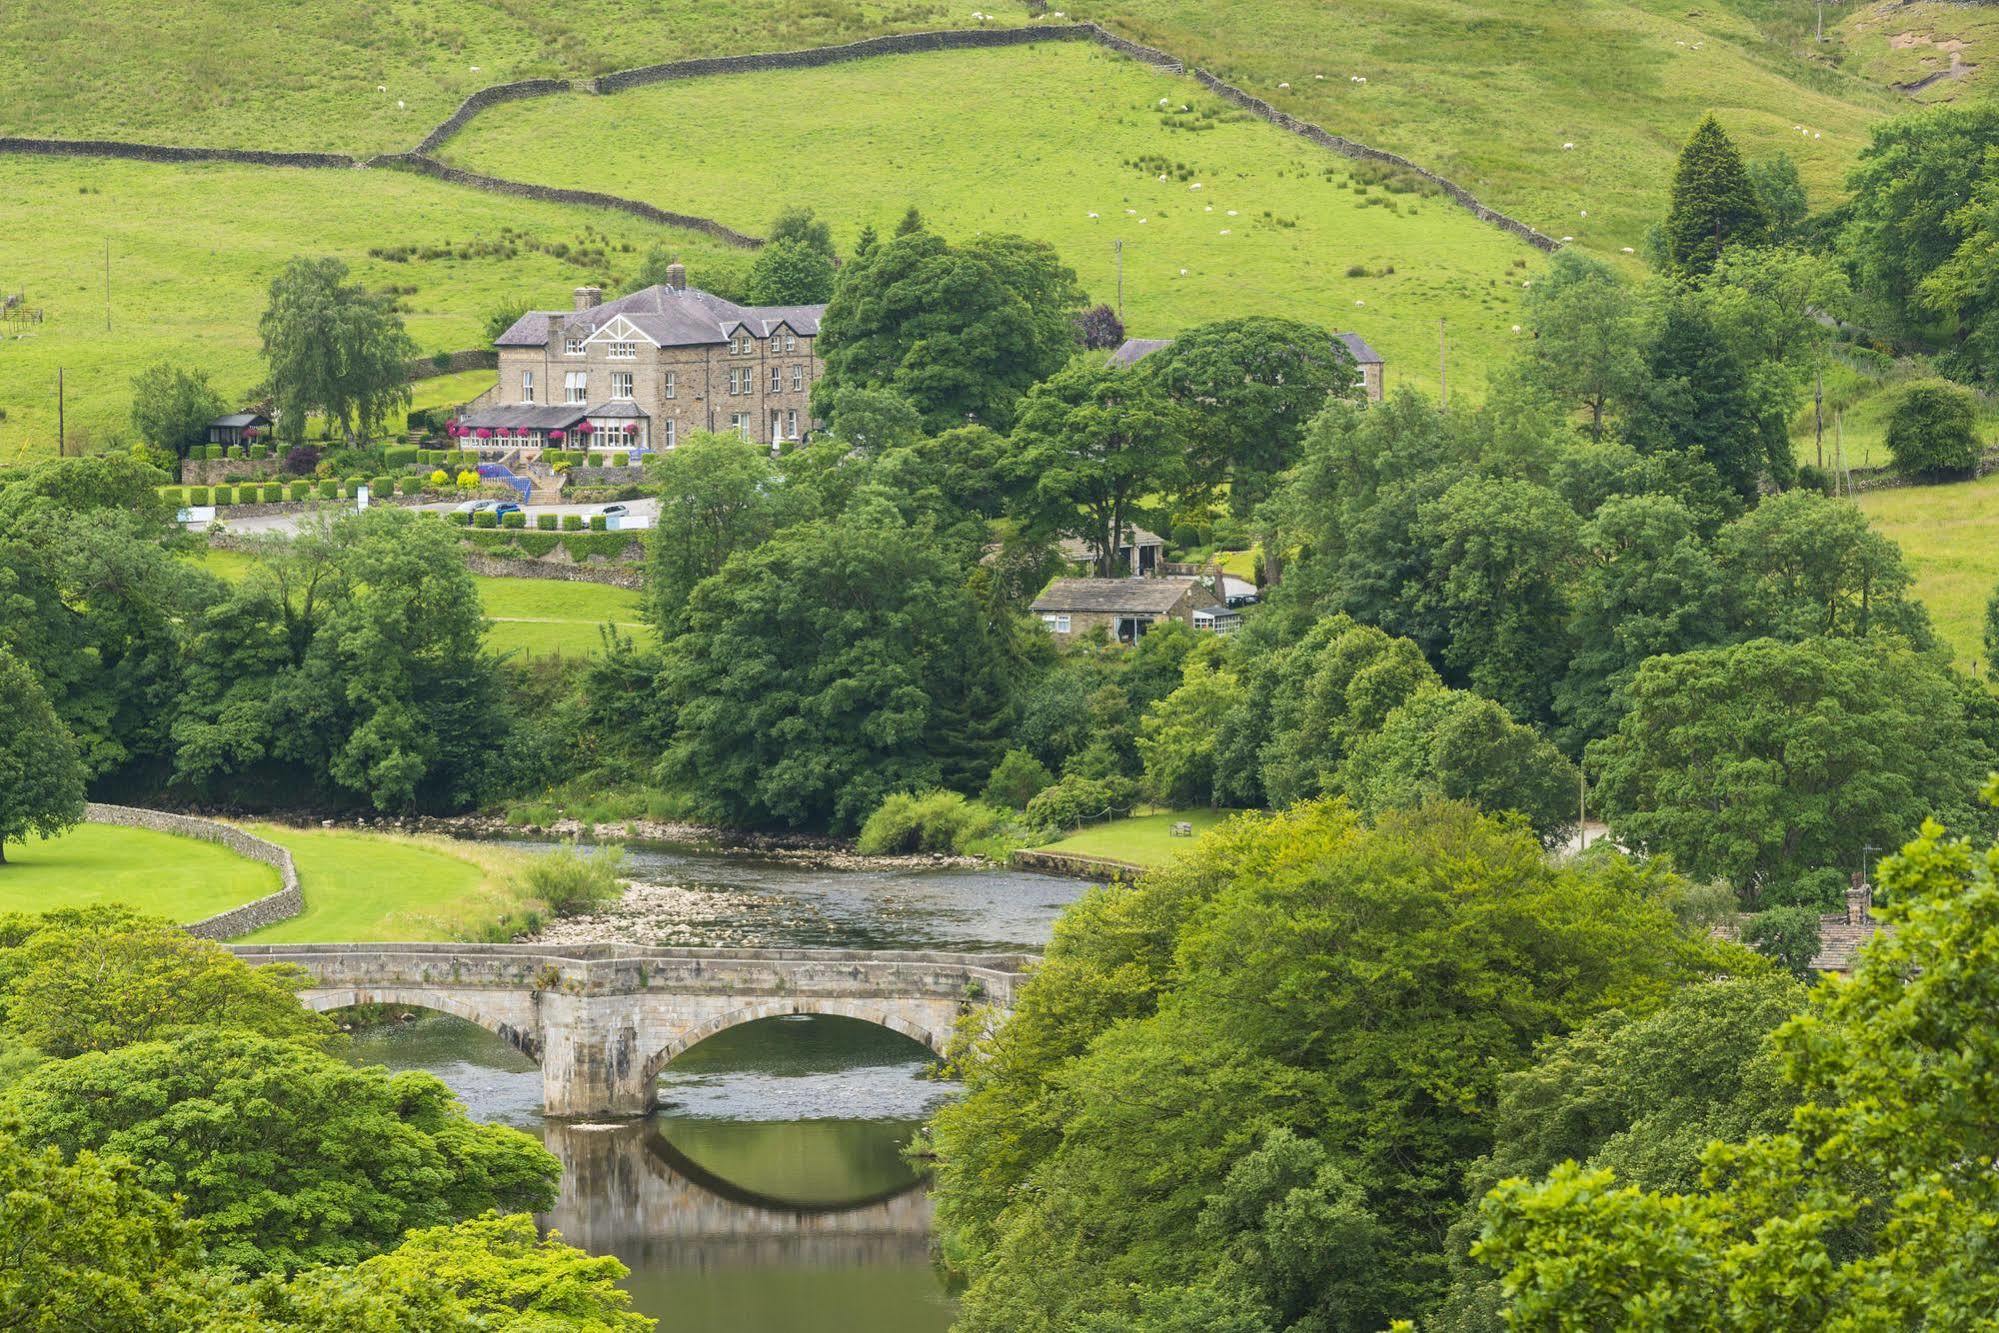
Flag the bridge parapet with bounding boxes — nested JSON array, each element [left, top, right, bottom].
[[233, 942, 1036, 1117]]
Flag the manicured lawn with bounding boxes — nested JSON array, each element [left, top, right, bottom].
[[0, 155, 736, 466], [1858, 476, 1999, 669], [404, 369, 498, 427], [239, 825, 530, 942], [0, 822, 278, 921], [1038, 808, 1239, 868], [445, 41, 1539, 392]]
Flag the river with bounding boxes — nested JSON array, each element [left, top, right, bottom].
[[344, 841, 1090, 1331]]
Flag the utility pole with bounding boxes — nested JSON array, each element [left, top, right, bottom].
[[1577, 768, 1588, 851], [1113, 238, 1125, 318], [104, 238, 111, 333], [1438, 317, 1448, 408], [56, 367, 64, 457], [1814, 370, 1824, 469]]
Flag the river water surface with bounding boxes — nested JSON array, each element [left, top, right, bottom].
[[345, 843, 1089, 1331]]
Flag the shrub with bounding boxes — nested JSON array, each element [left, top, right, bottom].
[[450, 511, 473, 526], [474, 511, 499, 528], [1024, 774, 1137, 834], [288, 480, 311, 500], [260, 482, 283, 502], [248, 443, 268, 460], [456, 470, 480, 490], [982, 749, 1055, 811], [589, 515, 608, 531], [187, 485, 210, 505], [562, 514, 585, 531], [317, 479, 337, 500], [856, 791, 1005, 855], [1886, 379, 1982, 478], [227, 445, 246, 460], [383, 446, 418, 469], [611, 452, 630, 466], [428, 469, 449, 488], [368, 475, 394, 496], [537, 514, 558, 530], [501, 511, 526, 528], [1794, 463, 1831, 494], [516, 844, 628, 916]]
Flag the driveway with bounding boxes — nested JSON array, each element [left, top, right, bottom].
[[190, 497, 658, 537]]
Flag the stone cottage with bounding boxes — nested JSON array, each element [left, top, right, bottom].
[[1110, 330, 1385, 402], [1031, 575, 1233, 644], [458, 263, 826, 455]]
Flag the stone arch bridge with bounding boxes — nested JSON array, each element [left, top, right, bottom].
[[230, 943, 1034, 1117]]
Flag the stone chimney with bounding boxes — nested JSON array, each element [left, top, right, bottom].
[[1846, 872, 1872, 925], [573, 286, 602, 312], [665, 262, 687, 292]]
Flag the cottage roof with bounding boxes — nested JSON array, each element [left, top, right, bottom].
[[1108, 331, 1383, 369], [494, 285, 827, 351], [1032, 576, 1204, 615], [1335, 331, 1384, 365], [1055, 525, 1165, 561], [210, 412, 269, 429]]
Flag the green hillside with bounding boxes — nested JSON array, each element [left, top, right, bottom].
[[0, 157, 736, 463], [444, 41, 1539, 390]]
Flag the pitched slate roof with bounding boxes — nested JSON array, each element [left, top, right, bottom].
[[1032, 576, 1203, 614], [494, 285, 827, 351], [1109, 331, 1384, 368], [210, 412, 269, 428], [1056, 525, 1165, 561], [1335, 331, 1384, 365]]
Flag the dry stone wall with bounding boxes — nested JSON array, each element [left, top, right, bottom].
[[462, 551, 642, 588], [83, 802, 302, 939]]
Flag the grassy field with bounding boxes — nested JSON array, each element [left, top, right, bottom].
[[447, 41, 1540, 391], [0, 1, 1018, 156], [240, 825, 536, 942], [0, 155, 736, 465], [1838, 0, 1998, 101], [1858, 477, 1999, 669], [1064, 0, 1896, 253], [1038, 807, 1237, 867], [191, 548, 647, 658], [0, 822, 279, 921]]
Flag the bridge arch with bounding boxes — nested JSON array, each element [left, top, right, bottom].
[[644, 1000, 944, 1085], [302, 987, 544, 1064]]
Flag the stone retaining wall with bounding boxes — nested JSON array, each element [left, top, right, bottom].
[[415, 78, 578, 156], [84, 802, 302, 939], [183, 457, 280, 486], [462, 551, 642, 588], [1011, 847, 1146, 883], [0, 136, 356, 169]]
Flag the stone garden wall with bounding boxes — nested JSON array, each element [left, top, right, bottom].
[[83, 802, 303, 939], [461, 550, 643, 588]]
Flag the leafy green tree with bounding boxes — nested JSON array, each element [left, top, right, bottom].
[[1661, 115, 1769, 278], [1338, 688, 1579, 841], [895, 204, 925, 236], [982, 748, 1054, 810], [1137, 646, 1236, 806], [1142, 317, 1357, 510], [659, 512, 1018, 831], [0, 909, 327, 1056], [824, 385, 925, 455], [1741, 904, 1823, 980], [744, 237, 836, 305], [1591, 636, 1988, 904], [1476, 810, 1999, 1328], [1745, 151, 1807, 241], [0, 651, 86, 865], [128, 360, 226, 457], [1693, 245, 1849, 480], [1884, 377, 1982, 477], [1518, 252, 1645, 439], [1622, 296, 1767, 506], [1256, 616, 1440, 808], [7, 1028, 558, 1274], [930, 801, 1735, 1330], [643, 431, 798, 632], [483, 297, 530, 343], [768, 205, 835, 258], [259, 256, 415, 444], [1713, 488, 1933, 644], [1006, 360, 1192, 575], [813, 229, 1083, 431], [1436, 974, 1803, 1331]]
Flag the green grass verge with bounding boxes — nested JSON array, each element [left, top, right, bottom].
[[405, 369, 499, 426], [1037, 807, 1237, 867], [190, 549, 648, 658], [1836, 1, 1999, 103], [238, 825, 538, 942], [0, 1, 1020, 156], [0, 822, 279, 921], [0, 155, 737, 466], [1858, 477, 1999, 669], [445, 41, 1539, 391]]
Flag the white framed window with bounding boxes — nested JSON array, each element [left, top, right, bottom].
[[608, 340, 636, 359], [730, 412, 750, 440], [520, 370, 535, 403], [786, 409, 798, 439], [729, 333, 750, 355], [663, 371, 676, 399], [611, 371, 633, 399], [1041, 614, 1071, 633], [769, 367, 782, 393], [565, 337, 586, 355], [790, 363, 803, 391], [662, 420, 676, 449], [565, 371, 587, 404], [785, 333, 798, 352]]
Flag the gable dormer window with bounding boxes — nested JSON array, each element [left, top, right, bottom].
[[731, 333, 752, 355], [608, 341, 636, 359]]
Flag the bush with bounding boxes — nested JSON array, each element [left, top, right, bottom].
[[285, 480, 307, 500], [227, 445, 246, 460], [317, 479, 338, 500], [501, 511, 526, 528], [369, 475, 394, 496], [1023, 774, 1137, 834], [383, 445, 418, 469], [187, 485, 210, 505], [282, 444, 320, 476], [589, 515, 608, 531], [611, 452, 630, 466], [260, 482, 283, 502], [450, 511, 473, 526], [1794, 462, 1831, 494], [982, 749, 1055, 811], [856, 791, 1005, 855], [474, 511, 499, 528], [1742, 904, 1824, 980], [516, 844, 628, 915], [248, 443, 268, 460], [562, 514, 585, 531], [1886, 379, 1982, 478], [428, 469, 449, 488], [537, 513, 558, 530], [456, 470, 480, 490]]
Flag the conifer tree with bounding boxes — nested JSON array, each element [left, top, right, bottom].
[[1662, 115, 1769, 278], [0, 649, 87, 864]]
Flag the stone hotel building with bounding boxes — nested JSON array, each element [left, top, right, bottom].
[[458, 263, 825, 454]]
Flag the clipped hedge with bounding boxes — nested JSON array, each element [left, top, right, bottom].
[[501, 511, 527, 529], [473, 511, 499, 528], [260, 483, 283, 502], [456, 529, 641, 562], [561, 514, 584, 531], [383, 446, 419, 469], [588, 515, 608, 531], [317, 480, 338, 500], [289, 480, 312, 500], [536, 514, 558, 531], [187, 485, 210, 505]]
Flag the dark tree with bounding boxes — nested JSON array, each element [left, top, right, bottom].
[[895, 205, 926, 236], [1884, 378, 1982, 478], [259, 256, 414, 444], [0, 649, 87, 864], [1075, 303, 1125, 350], [767, 205, 835, 258], [1662, 115, 1769, 278], [1623, 298, 1766, 505], [127, 361, 225, 458], [744, 238, 835, 305]]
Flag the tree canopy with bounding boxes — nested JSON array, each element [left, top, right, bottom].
[[0, 649, 86, 864], [260, 256, 415, 443], [1661, 115, 1768, 278]]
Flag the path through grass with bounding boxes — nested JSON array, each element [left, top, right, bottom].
[[0, 822, 278, 921]]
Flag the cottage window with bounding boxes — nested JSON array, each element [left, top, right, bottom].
[[790, 363, 803, 391], [663, 371, 677, 399], [769, 367, 782, 394], [608, 340, 637, 359], [1041, 614, 1071, 634], [786, 333, 798, 352], [520, 370, 535, 404], [662, 420, 676, 449], [611, 371, 634, 400], [730, 412, 750, 440], [730, 333, 751, 355], [565, 371, 587, 404], [565, 337, 587, 355]]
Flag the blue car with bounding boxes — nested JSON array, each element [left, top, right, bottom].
[[493, 502, 523, 520]]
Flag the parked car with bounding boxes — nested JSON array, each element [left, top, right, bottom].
[[493, 502, 523, 520], [452, 498, 500, 514], [600, 503, 630, 517]]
